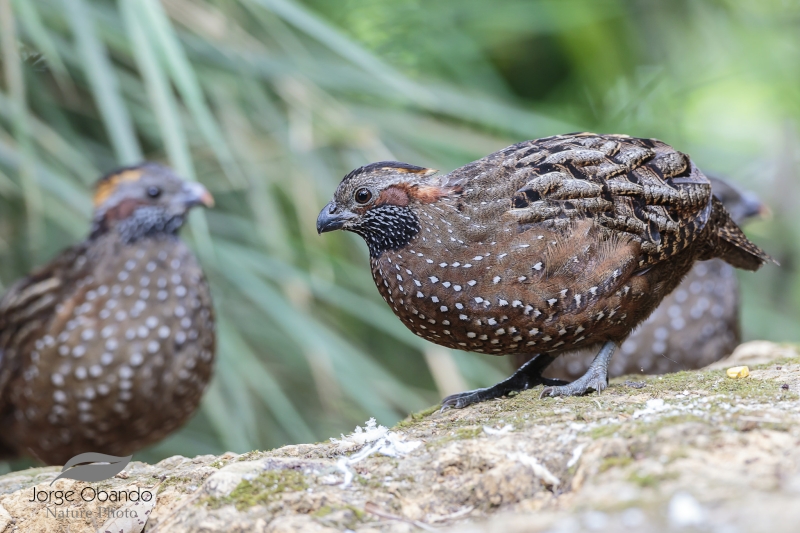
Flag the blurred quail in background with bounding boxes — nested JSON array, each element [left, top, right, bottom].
[[516, 176, 769, 380], [0, 164, 215, 465], [317, 133, 772, 408]]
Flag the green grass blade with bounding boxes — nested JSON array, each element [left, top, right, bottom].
[[217, 241, 507, 388], [0, 92, 98, 182], [135, 0, 245, 187], [214, 257, 429, 417], [61, 0, 142, 163], [200, 373, 255, 453], [219, 319, 317, 444], [252, 0, 427, 101], [11, 0, 76, 96], [0, 0, 43, 255], [118, 0, 215, 265], [0, 136, 91, 217], [120, 0, 192, 178]]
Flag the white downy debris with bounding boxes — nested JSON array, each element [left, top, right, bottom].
[[632, 398, 667, 418], [567, 443, 588, 468], [0, 504, 11, 533], [333, 418, 422, 487], [330, 417, 389, 452], [506, 452, 560, 487], [483, 424, 513, 435], [668, 491, 706, 527], [96, 496, 156, 533]]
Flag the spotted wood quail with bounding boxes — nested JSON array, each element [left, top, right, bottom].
[[519, 177, 768, 379], [317, 133, 772, 409], [0, 163, 215, 465]]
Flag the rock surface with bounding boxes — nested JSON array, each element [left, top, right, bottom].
[[1, 340, 799, 533]]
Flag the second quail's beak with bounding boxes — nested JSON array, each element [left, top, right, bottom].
[[741, 191, 770, 220], [180, 182, 215, 209], [317, 202, 356, 234]]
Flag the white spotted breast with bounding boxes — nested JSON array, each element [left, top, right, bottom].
[[4, 233, 215, 460]]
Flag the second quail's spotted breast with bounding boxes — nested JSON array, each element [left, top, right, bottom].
[[0, 164, 215, 465], [318, 133, 771, 407]]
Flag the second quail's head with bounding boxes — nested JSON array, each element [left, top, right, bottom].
[[91, 163, 214, 242], [708, 176, 769, 224]]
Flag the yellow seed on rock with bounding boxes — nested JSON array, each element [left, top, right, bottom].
[[726, 366, 750, 379]]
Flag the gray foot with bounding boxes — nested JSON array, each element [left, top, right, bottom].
[[540, 341, 617, 398]]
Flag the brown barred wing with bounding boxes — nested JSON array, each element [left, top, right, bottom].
[[0, 244, 91, 411], [500, 134, 713, 267]]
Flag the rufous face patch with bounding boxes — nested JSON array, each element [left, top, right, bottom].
[[376, 186, 411, 207]]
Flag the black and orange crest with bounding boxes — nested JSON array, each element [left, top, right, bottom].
[[342, 161, 437, 183], [381, 164, 437, 175], [93, 168, 144, 207]]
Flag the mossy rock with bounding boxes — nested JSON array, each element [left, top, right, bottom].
[[1, 341, 799, 533]]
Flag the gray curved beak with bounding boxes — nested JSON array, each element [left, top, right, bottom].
[[317, 202, 354, 234], [179, 181, 214, 208]]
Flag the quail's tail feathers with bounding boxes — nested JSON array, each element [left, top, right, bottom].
[[708, 196, 774, 271]]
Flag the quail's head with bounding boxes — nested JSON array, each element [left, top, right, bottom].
[[708, 176, 768, 224], [92, 163, 214, 241], [316, 161, 449, 256]]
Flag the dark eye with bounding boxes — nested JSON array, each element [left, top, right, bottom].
[[354, 188, 372, 204], [147, 186, 162, 198]]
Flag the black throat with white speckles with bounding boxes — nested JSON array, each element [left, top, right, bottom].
[[349, 205, 420, 258], [92, 206, 185, 244]]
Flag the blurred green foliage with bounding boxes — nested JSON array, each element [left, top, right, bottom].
[[0, 0, 797, 470]]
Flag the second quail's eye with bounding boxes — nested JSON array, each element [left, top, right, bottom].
[[355, 188, 372, 204], [147, 186, 162, 198]]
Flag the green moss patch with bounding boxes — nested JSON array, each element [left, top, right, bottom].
[[158, 476, 195, 494], [209, 469, 307, 510], [628, 470, 679, 488], [599, 456, 633, 472], [395, 404, 440, 429]]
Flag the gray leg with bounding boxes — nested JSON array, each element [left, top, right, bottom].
[[540, 341, 617, 398], [441, 353, 567, 410]]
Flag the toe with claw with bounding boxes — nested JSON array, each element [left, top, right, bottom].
[[540, 341, 616, 399], [440, 354, 565, 410]]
